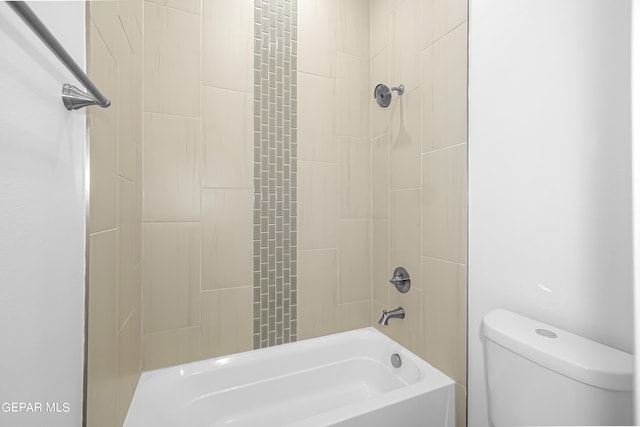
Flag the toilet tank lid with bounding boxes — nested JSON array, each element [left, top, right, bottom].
[[482, 309, 633, 391]]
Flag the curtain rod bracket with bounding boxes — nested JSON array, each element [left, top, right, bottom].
[[62, 84, 110, 111], [7, 1, 111, 110]]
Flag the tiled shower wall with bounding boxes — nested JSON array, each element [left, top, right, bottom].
[[86, 0, 144, 425], [296, 2, 469, 424], [140, 1, 467, 424], [370, 0, 468, 426], [141, 0, 367, 367], [297, 0, 374, 339], [142, 0, 254, 370], [87, 0, 467, 423]]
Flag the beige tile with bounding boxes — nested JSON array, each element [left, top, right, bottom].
[[338, 300, 371, 332], [202, 87, 253, 189], [136, 1, 144, 34], [298, 0, 337, 78], [371, 0, 388, 56], [387, 288, 422, 355], [422, 0, 435, 49], [372, 300, 387, 333], [89, 23, 118, 234], [133, 24, 143, 147], [116, 308, 141, 427], [298, 249, 338, 339], [118, 26, 135, 181], [143, 223, 200, 333], [144, 3, 200, 116], [201, 287, 253, 358], [457, 265, 468, 386], [134, 144, 142, 266], [86, 231, 117, 427], [390, 0, 405, 10], [338, 137, 371, 219], [338, 220, 371, 303], [372, 134, 390, 219], [337, 53, 370, 139], [143, 327, 201, 370], [118, 178, 136, 330], [147, 0, 201, 14], [133, 262, 142, 316], [338, 0, 370, 57], [89, 0, 119, 60], [298, 72, 337, 162], [421, 45, 435, 153], [389, 0, 421, 93], [202, 0, 252, 92], [298, 161, 337, 250], [432, 23, 467, 151], [434, 0, 467, 42], [143, 113, 201, 222], [372, 220, 389, 306], [455, 383, 467, 427], [422, 144, 467, 263], [167, 0, 200, 14], [390, 189, 422, 289], [119, 0, 136, 46], [389, 89, 421, 190], [372, 48, 390, 139], [422, 257, 466, 384], [201, 189, 253, 290]]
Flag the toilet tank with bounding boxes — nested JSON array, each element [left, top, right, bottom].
[[482, 309, 633, 426]]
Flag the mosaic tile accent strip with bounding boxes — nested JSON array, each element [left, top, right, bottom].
[[253, 0, 297, 349]]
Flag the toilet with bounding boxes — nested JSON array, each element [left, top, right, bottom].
[[482, 309, 633, 426]]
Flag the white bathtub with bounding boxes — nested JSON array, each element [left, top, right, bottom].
[[124, 327, 455, 427]]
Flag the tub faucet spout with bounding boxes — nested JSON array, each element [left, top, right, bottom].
[[378, 307, 405, 325]]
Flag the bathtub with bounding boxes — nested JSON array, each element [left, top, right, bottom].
[[124, 327, 455, 427]]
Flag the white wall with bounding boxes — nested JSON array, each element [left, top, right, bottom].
[[633, 1, 640, 422], [0, 2, 86, 426], [468, 1, 633, 426]]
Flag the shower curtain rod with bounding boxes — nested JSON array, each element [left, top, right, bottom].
[[7, 1, 111, 110]]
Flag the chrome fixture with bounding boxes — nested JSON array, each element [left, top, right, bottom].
[[8, 1, 111, 110], [62, 84, 105, 110], [378, 307, 405, 326], [374, 83, 405, 108], [389, 266, 411, 293], [390, 353, 402, 368]]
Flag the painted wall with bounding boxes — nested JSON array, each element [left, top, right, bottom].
[[468, 1, 633, 425], [633, 2, 640, 421], [0, 2, 85, 426]]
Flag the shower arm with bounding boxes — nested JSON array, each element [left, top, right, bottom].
[[390, 85, 405, 95]]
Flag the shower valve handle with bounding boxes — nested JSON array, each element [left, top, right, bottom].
[[389, 267, 411, 293]]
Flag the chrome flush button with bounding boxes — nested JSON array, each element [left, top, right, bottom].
[[535, 328, 558, 338]]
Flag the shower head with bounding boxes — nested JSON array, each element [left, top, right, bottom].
[[374, 83, 405, 108]]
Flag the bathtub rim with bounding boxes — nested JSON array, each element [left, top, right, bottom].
[[126, 327, 455, 426]]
